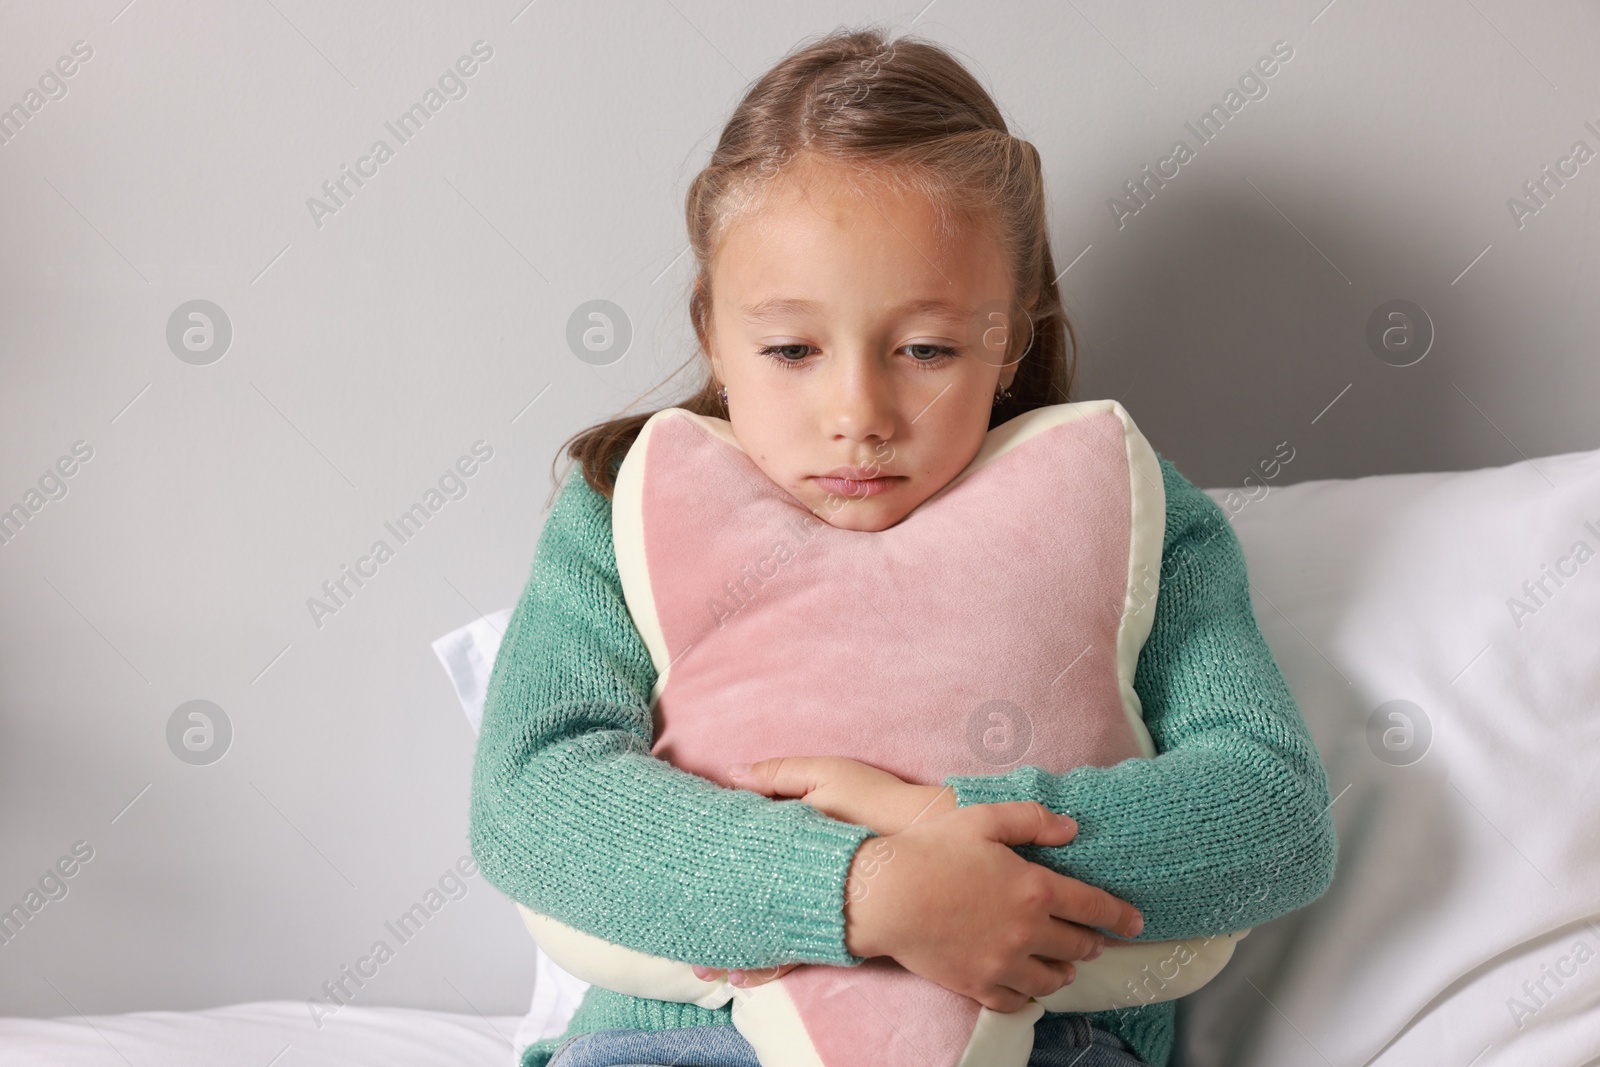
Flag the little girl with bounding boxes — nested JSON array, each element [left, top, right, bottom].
[[470, 26, 1337, 1067]]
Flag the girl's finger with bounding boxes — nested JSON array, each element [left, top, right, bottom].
[[691, 962, 801, 986], [727, 757, 823, 798], [733, 962, 800, 987]]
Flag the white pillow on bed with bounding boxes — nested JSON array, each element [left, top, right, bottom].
[[432, 607, 513, 736], [1179, 444, 1600, 1067], [432, 608, 591, 1060], [436, 444, 1600, 1067]]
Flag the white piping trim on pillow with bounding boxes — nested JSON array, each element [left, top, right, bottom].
[[517, 904, 736, 1010], [611, 412, 671, 703], [1115, 403, 1165, 760], [729, 982, 828, 1067]]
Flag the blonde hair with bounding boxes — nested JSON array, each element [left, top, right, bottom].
[[557, 24, 1079, 499]]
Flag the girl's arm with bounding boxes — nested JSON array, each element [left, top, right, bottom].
[[941, 456, 1339, 942], [468, 465, 876, 972]]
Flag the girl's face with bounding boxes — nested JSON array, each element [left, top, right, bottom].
[[707, 157, 1020, 533]]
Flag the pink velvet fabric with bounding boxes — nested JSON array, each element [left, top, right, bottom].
[[635, 409, 1147, 1067]]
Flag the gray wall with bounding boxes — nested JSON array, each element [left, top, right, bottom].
[[2, 0, 1595, 1017]]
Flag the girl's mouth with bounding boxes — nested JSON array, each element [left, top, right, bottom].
[[812, 475, 903, 498]]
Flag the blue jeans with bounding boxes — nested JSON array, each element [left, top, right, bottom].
[[547, 1015, 1150, 1067]]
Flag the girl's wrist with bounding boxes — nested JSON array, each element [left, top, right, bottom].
[[842, 835, 899, 959], [891, 783, 958, 833]]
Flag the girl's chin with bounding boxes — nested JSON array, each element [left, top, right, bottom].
[[810, 497, 917, 533]]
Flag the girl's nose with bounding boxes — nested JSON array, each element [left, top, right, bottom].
[[827, 359, 896, 442]]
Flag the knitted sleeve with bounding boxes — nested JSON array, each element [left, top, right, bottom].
[[942, 456, 1339, 942], [468, 466, 876, 971]]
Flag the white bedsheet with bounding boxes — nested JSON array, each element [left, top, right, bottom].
[[0, 1000, 527, 1066]]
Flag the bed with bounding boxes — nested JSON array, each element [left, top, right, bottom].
[[0, 1001, 530, 1066], [7, 445, 1597, 1066]]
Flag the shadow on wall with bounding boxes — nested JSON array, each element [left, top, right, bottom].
[[1064, 177, 1567, 491]]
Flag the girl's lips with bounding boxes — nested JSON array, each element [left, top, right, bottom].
[[813, 475, 902, 498]]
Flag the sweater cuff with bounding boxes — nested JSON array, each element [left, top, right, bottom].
[[943, 764, 1055, 810], [774, 809, 879, 966]]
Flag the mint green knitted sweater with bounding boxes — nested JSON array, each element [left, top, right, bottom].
[[469, 453, 1338, 1067]]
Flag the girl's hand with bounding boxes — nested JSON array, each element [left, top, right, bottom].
[[726, 756, 957, 836], [690, 962, 800, 988], [842, 801, 1144, 1014]]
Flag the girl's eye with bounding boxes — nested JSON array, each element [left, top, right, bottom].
[[903, 343, 958, 366], [759, 344, 815, 368], [757, 343, 959, 370]]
